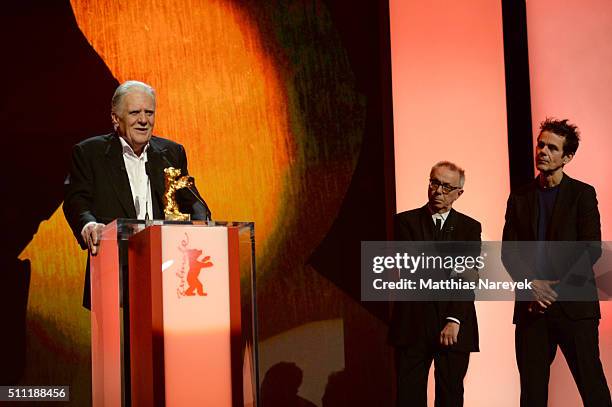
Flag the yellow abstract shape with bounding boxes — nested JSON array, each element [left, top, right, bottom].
[[19, 207, 90, 351], [70, 0, 293, 261]]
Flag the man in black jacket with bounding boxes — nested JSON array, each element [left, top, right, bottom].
[[390, 161, 481, 407], [502, 118, 611, 406], [63, 80, 211, 307]]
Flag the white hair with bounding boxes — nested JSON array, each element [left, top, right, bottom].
[[111, 80, 156, 112], [430, 161, 466, 187]]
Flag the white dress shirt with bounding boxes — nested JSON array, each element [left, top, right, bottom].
[[118, 137, 153, 220]]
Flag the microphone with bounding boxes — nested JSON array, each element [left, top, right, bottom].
[[144, 161, 152, 221], [186, 187, 211, 221], [161, 154, 211, 221]]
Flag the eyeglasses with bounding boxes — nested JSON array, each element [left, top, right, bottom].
[[428, 179, 461, 194]]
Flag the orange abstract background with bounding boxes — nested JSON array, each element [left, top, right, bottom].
[[15, 0, 368, 404]]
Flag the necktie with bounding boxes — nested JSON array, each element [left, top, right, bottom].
[[435, 218, 443, 240]]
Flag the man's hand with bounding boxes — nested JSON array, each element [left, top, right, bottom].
[[440, 321, 460, 346], [81, 222, 105, 255], [530, 279, 559, 311]]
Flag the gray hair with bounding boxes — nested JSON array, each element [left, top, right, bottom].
[[111, 80, 156, 113], [431, 161, 465, 187]]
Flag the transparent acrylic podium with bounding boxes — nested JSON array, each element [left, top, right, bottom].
[[89, 219, 258, 407]]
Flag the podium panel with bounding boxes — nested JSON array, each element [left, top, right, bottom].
[[90, 220, 257, 407], [90, 221, 122, 407]]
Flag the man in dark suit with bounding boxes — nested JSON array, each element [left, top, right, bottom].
[[389, 161, 481, 407], [63, 80, 211, 307], [502, 118, 611, 406]]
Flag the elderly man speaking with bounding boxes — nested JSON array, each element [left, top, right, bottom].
[[63, 80, 211, 308]]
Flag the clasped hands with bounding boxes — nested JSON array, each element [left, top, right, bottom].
[[528, 279, 559, 313]]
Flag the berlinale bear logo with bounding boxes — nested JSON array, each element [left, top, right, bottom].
[[184, 248, 213, 296], [176, 233, 213, 298]]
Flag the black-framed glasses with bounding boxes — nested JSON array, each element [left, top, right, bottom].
[[428, 179, 460, 194]]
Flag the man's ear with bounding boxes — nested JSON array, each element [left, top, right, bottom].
[[457, 189, 464, 197], [111, 112, 119, 130], [562, 153, 574, 165]]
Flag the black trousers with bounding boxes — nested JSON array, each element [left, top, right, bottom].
[[515, 303, 611, 407], [395, 345, 470, 407]]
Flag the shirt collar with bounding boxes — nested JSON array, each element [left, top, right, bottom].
[[118, 136, 149, 158], [427, 204, 451, 220], [432, 210, 450, 222]]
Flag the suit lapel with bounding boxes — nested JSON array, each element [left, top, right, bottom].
[[104, 135, 137, 218], [146, 140, 168, 219], [418, 205, 435, 241], [442, 209, 456, 241]]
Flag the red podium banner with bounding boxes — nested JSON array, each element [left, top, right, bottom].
[[89, 220, 257, 407]]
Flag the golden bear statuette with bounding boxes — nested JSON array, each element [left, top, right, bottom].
[[163, 167, 194, 221]]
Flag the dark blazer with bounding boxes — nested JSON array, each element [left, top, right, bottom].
[[502, 173, 601, 322], [388, 205, 481, 353], [63, 133, 211, 307], [63, 133, 211, 248]]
